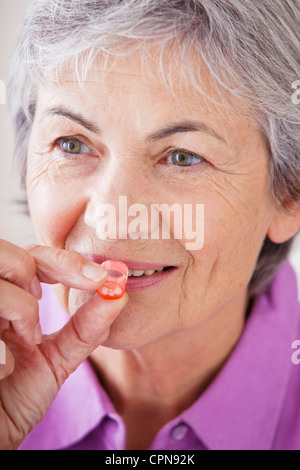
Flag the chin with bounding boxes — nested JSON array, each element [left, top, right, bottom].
[[102, 304, 184, 351], [57, 285, 179, 350]]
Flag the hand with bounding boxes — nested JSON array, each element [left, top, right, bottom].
[[0, 240, 128, 450]]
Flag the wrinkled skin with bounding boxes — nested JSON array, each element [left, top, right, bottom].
[[1, 49, 299, 450]]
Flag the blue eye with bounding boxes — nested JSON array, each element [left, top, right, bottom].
[[59, 138, 92, 155], [167, 150, 204, 167]]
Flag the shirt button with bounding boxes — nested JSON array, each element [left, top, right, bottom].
[[171, 423, 189, 441]]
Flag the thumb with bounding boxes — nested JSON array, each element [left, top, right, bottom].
[[42, 292, 129, 387]]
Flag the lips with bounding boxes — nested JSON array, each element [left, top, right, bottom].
[[81, 254, 177, 292], [82, 254, 172, 271]]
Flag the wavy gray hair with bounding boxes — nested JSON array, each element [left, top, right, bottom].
[[6, 0, 300, 297]]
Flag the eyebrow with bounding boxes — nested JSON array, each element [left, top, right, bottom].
[[42, 106, 102, 135], [42, 105, 226, 144], [145, 121, 226, 144]]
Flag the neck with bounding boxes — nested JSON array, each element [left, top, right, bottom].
[[90, 291, 248, 418]]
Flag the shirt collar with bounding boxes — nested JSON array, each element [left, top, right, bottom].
[[182, 261, 299, 450]]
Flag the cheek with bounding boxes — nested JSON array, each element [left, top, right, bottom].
[[202, 197, 267, 274], [180, 178, 273, 312], [26, 163, 88, 248]]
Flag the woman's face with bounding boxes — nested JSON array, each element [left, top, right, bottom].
[[27, 51, 277, 349]]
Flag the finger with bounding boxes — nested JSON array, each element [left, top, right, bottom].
[[0, 280, 41, 345], [42, 292, 129, 387], [24, 245, 107, 291], [0, 240, 41, 299]]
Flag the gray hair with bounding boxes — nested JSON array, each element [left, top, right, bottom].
[[6, 0, 300, 297]]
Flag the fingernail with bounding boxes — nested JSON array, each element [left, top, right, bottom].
[[33, 323, 42, 345], [29, 276, 42, 300], [82, 264, 107, 282]]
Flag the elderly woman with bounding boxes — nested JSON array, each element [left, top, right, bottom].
[[0, 0, 300, 451]]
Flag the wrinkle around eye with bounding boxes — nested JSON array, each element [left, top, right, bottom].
[[27, 144, 100, 189]]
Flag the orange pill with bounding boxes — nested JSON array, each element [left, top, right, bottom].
[[97, 260, 128, 300]]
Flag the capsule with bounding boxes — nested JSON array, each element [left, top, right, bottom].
[[97, 260, 128, 300]]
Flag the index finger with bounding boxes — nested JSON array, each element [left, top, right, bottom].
[[0, 239, 37, 293], [24, 245, 107, 290]]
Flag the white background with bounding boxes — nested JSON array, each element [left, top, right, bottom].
[[0, 0, 299, 295]]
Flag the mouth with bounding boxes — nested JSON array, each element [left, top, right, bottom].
[[128, 265, 174, 276], [81, 254, 178, 292], [126, 265, 177, 291]]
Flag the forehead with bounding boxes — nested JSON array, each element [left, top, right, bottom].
[[35, 48, 255, 144]]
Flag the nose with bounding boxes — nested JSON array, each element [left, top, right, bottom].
[[84, 156, 154, 241]]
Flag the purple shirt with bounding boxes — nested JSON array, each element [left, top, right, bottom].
[[19, 262, 300, 450]]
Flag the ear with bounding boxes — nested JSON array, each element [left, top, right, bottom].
[[267, 205, 300, 244]]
